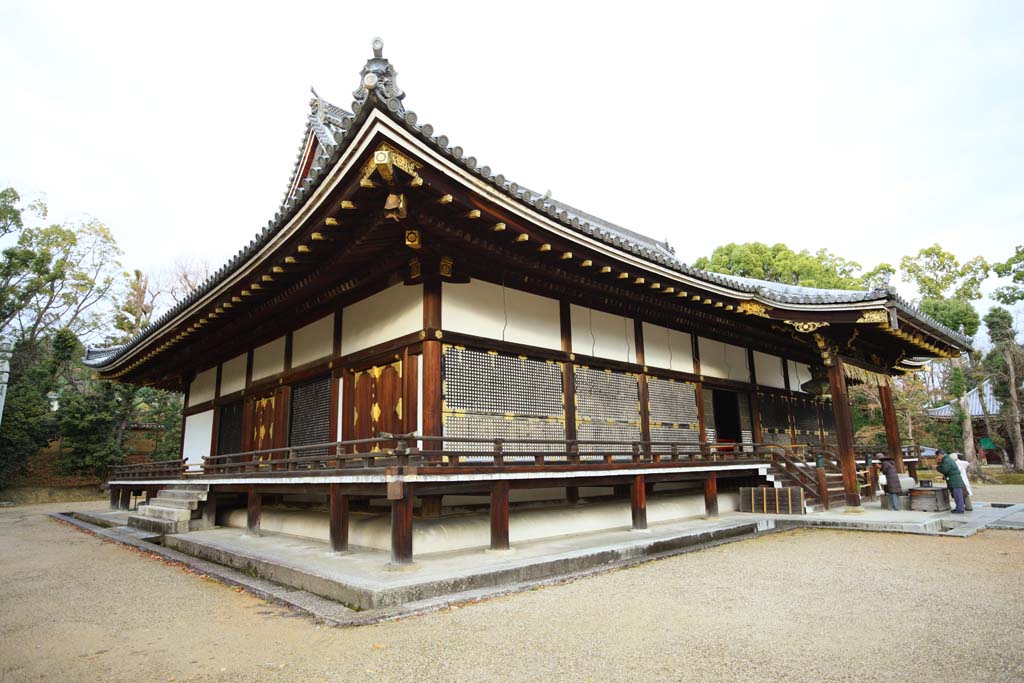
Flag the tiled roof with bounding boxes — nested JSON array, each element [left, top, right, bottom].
[[83, 39, 972, 369], [926, 379, 1001, 419]]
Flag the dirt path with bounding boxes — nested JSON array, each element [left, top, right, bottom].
[[2, 499, 1023, 682]]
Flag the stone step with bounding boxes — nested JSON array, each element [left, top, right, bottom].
[[158, 488, 208, 501], [157, 489, 205, 502], [137, 504, 191, 522], [152, 496, 198, 510], [127, 514, 189, 535]]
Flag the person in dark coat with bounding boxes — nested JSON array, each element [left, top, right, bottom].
[[881, 457, 903, 510], [936, 451, 967, 513]]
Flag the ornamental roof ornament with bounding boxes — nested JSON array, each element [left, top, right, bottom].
[[353, 37, 405, 114]]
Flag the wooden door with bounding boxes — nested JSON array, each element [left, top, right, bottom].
[[350, 360, 403, 451], [243, 387, 290, 465]]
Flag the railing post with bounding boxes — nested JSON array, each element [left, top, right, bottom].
[[569, 439, 580, 465], [671, 444, 679, 462], [493, 439, 504, 466], [632, 442, 640, 463], [816, 466, 830, 510], [396, 437, 409, 468]]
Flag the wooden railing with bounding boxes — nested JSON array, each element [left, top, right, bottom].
[[109, 459, 186, 480], [195, 434, 787, 477]]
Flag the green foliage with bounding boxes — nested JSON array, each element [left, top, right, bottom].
[[983, 306, 1016, 346], [899, 243, 989, 300], [992, 245, 1024, 304], [0, 340, 57, 487], [136, 388, 183, 461], [693, 242, 887, 290], [918, 298, 981, 338], [57, 381, 137, 475]]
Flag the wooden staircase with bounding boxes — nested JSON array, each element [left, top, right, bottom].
[[766, 452, 846, 510]]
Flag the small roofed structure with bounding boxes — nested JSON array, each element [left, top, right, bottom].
[[89, 40, 971, 563]]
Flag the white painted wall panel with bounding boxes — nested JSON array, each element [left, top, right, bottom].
[[571, 305, 635, 363], [698, 337, 750, 382], [341, 284, 422, 356], [251, 336, 286, 381], [443, 280, 561, 350], [292, 313, 334, 368], [182, 410, 214, 469], [187, 367, 217, 407], [788, 361, 813, 393], [220, 353, 247, 395], [753, 351, 786, 389], [641, 322, 694, 373]]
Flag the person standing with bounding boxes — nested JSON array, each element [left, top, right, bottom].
[[953, 453, 974, 512], [880, 457, 903, 511], [936, 451, 967, 514]]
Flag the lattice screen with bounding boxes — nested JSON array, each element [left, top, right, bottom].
[[821, 399, 837, 444], [759, 393, 792, 446], [574, 366, 641, 453], [647, 376, 700, 446], [738, 392, 754, 450], [442, 346, 565, 456], [702, 389, 717, 444], [290, 375, 331, 455], [792, 397, 822, 444], [216, 400, 244, 455]]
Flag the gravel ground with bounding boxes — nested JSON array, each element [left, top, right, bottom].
[[2, 497, 1023, 683]]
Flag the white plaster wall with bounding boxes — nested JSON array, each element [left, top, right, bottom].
[[292, 313, 334, 368], [788, 361, 813, 393], [251, 336, 286, 381], [341, 283, 422, 356], [182, 410, 214, 469], [187, 367, 217, 407], [698, 338, 750, 382], [753, 351, 786, 390], [571, 304, 635, 362], [220, 353, 247, 396], [642, 322, 694, 373], [443, 280, 561, 350]]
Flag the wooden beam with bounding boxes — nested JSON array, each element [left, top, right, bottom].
[[878, 381, 905, 473], [390, 484, 414, 564], [704, 472, 719, 517], [490, 481, 510, 550], [246, 485, 262, 536], [630, 474, 647, 530], [329, 483, 349, 552], [827, 360, 862, 508], [634, 319, 652, 453]]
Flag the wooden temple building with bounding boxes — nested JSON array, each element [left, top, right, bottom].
[[87, 39, 971, 564]]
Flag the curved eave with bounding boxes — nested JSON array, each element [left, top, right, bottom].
[[86, 93, 971, 375]]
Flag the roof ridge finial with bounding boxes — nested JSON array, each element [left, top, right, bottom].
[[353, 36, 405, 114]]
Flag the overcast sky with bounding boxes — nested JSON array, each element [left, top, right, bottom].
[[2, 1, 1022, 328]]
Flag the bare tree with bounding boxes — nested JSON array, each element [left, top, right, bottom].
[[166, 258, 212, 306]]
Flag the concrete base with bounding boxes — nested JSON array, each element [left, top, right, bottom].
[[164, 514, 769, 610]]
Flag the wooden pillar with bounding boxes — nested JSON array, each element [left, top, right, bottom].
[[246, 485, 261, 536], [422, 275, 442, 458], [490, 481, 510, 550], [560, 301, 579, 464], [118, 487, 132, 511], [329, 484, 349, 552], [420, 495, 443, 518], [827, 360, 863, 508], [390, 484, 414, 564], [878, 380, 905, 473], [693, 335, 707, 445], [109, 487, 119, 509], [907, 461, 918, 480], [630, 474, 647, 529], [634, 320, 652, 454], [704, 473, 719, 517], [566, 486, 580, 504]]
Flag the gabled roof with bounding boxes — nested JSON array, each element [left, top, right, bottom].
[[84, 39, 972, 375], [926, 379, 1001, 420]]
